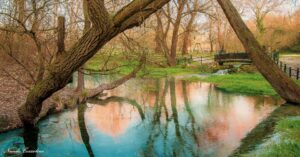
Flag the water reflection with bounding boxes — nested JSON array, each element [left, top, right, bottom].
[[0, 77, 280, 157], [22, 126, 39, 157], [78, 103, 94, 157]]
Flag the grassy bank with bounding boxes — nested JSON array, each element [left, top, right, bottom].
[[231, 104, 300, 157], [242, 117, 300, 157], [183, 73, 300, 96], [86, 52, 300, 96], [85, 52, 218, 78]]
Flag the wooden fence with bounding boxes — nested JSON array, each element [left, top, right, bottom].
[[272, 53, 300, 80]]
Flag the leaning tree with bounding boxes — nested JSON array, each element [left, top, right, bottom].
[[216, 0, 300, 104], [18, 0, 171, 127], [18, 0, 300, 128]]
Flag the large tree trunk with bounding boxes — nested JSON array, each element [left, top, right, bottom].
[[169, 0, 186, 66], [216, 0, 300, 104], [18, 0, 171, 126]]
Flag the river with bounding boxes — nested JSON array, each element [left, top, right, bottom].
[[0, 76, 281, 157]]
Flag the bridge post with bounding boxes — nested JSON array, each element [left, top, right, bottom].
[[289, 67, 292, 78]]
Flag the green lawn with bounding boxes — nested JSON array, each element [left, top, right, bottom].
[[184, 73, 300, 96], [242, 116, 300, 157], [231, 105, 300, 157], [85, 52, 217, 78]]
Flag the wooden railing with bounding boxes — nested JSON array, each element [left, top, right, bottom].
[[188, 52, 299, 80], [271, 53, 300, 80], [214, 52, 251, 65]]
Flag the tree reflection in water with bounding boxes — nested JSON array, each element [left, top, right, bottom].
[[1, 77, 280, 157], [142, 78, 203, 157], [78, 103, 94, 157], [22, 126, 39, 157]]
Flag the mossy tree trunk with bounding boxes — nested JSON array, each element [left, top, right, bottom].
[[216, 0, 300, 104], [18, 0, 171, 126]]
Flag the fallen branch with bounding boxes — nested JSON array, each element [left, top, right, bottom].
[[86, 53, 146, 98], [43, 53, 146, 114]]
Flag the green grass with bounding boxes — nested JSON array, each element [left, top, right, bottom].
[[199, 73, 279, 96], [276, 116, 300, 138], [86, 52, 300, 96], [139, 66, 200, 78], [85, 52, 129, 71], [137, 62, 221, 78], [241, 116, 300, 157], [85, 52, 215, 78], [182, 76, 204, 82], [85, 53, 104, 70], [231, 105, 300, 157], [195, 73, 300, 96]]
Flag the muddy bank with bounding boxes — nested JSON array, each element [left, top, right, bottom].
[[230, 104, 300, 156], [0, 67, 27, 132], [0, 68, 63, 133]]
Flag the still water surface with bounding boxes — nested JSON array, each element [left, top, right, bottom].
[[0, 76, 281, 157]]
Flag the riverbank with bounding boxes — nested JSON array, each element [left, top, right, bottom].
[[0, 63, 70, 133], [0, 69, 24, 132], [230, 104, 300, 157], [1, 58, 300, 150], [183, 73, 300, 97], [181, 68, 300, 157], [86, 52, 297, 97], [1, 62, 300, 156]]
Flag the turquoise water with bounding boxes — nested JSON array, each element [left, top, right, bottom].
[[0, 77, 281, 157]]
